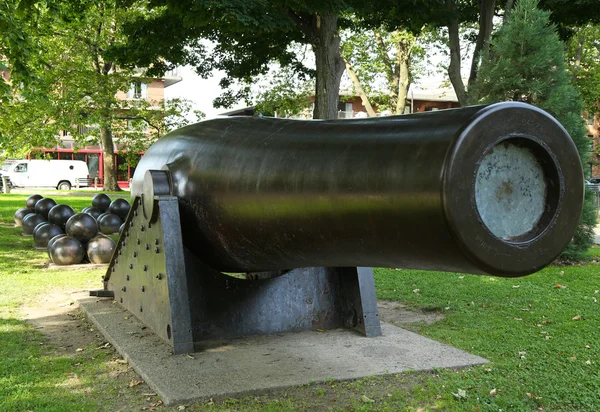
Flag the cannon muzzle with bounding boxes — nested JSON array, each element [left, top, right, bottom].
[[131, 102, 583, 277]]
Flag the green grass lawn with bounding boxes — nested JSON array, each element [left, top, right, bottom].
[[1, 192, 599, 411]]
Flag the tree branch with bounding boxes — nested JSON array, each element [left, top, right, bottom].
[[468, 0, 496, 87]]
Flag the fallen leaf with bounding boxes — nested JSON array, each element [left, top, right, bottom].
[[129, 380, 144, 388], [96, 342, 111, 349], [586, 360, 592, 365], [545, 335, 550, 340], [559, 271, 564, 275], [75, 348, 83, 352], [572, 315, 582, 321], [585, 345, 591, 349], [595, 290, 599, 294], [142, 393, 156, 396], [452, 389, 467, 400], [458, 276, 465, 279], [490, 388, 497, 396], [526, 393, 533, 399], [512, 285, 520, 289], [570, 356, 577, 360], [116, 359, 128, 364], [316, 329, 325, 332], [361, 395, 375, 403], [554, 283, 566, 289], [177, 406, 186, 410], [513, 318, 522, 321], [412, 289, 420, 294], [186, 354, 195, 359]]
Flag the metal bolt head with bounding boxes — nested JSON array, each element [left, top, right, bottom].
[[155, 247, 160, 253], [140, 306, 143, 312], [126, 275, 130, 281], [141, 286, 145, 292], [156, 273, 164, 280], [121, 286, 126, 292], [143, 265, 148, 271], [129, 263, 134, 269]]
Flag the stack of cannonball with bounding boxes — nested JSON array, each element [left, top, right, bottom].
[[14, 193, 130, 266]]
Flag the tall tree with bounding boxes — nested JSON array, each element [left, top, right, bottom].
[[111, 1, 353, 120], [341, 27, 422, 115], [0, 0, 196, 190], [473, 0, 596, 259], [566, 24, 600, 115]]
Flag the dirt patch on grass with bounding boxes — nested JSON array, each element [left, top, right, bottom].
[[377, 300, 445, 326], [20, 288, 166, 410]]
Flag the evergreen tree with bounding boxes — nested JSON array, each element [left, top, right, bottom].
[[473, 0, 596, 260]]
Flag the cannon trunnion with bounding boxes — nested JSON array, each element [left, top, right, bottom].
[[101, 102, 583, 353]]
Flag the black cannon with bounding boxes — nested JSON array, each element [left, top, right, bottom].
[[100, 102, 583, 353]]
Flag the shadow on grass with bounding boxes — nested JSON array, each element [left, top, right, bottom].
[[0, 317, 102, 411]]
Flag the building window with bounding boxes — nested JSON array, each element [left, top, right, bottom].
[[338, 101, 353, 119], [126, 81, 148, 99]]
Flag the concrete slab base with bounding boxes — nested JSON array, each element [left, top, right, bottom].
[[79, 297, 488, 406]]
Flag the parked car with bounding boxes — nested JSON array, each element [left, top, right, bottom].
[[585, 178, 600, 192], [2, 159, 89, 190]]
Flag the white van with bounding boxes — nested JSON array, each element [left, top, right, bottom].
[[3, 159, 89, 190]]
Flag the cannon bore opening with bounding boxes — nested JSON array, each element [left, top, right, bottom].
[[474, 137, 560, 242]]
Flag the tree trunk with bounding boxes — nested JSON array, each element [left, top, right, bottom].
[[504, 0, 515, 21], [572, 34, 585, 82], [395, 37, 413, 114], [468, 0, 496, 90], [311, 13, 346, 119], [343, 58, 376, 117], [99, 125, 120, 191], [446, 1, 468, 106]]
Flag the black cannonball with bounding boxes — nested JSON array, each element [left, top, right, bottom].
[[34, 223, 64, 248], [33, 222, 49, 238], [97, 212, 110, 223], [98, 213, 122, 235], [26, 194, 44, 210], [49, 236, 85, 265], [48, 204, 75, 230], [92, 194, 112, 211], [84, 207, 104, 220], [65, 213, 99, 243], [47, 234, 68, 261], [22, 213, 47, 235], [87, 235, 116, 264], [14, 208, 34, 227], [81, 206, 92, 213], [119, 223, 125, 236], [109, 198, 130, 221], [34, 198, 57, 219]]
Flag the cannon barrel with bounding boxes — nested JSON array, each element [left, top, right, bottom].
[[131, 102, 583, 277]]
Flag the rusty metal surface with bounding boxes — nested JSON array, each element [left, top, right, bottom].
[[131, 102, 583, 277]]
